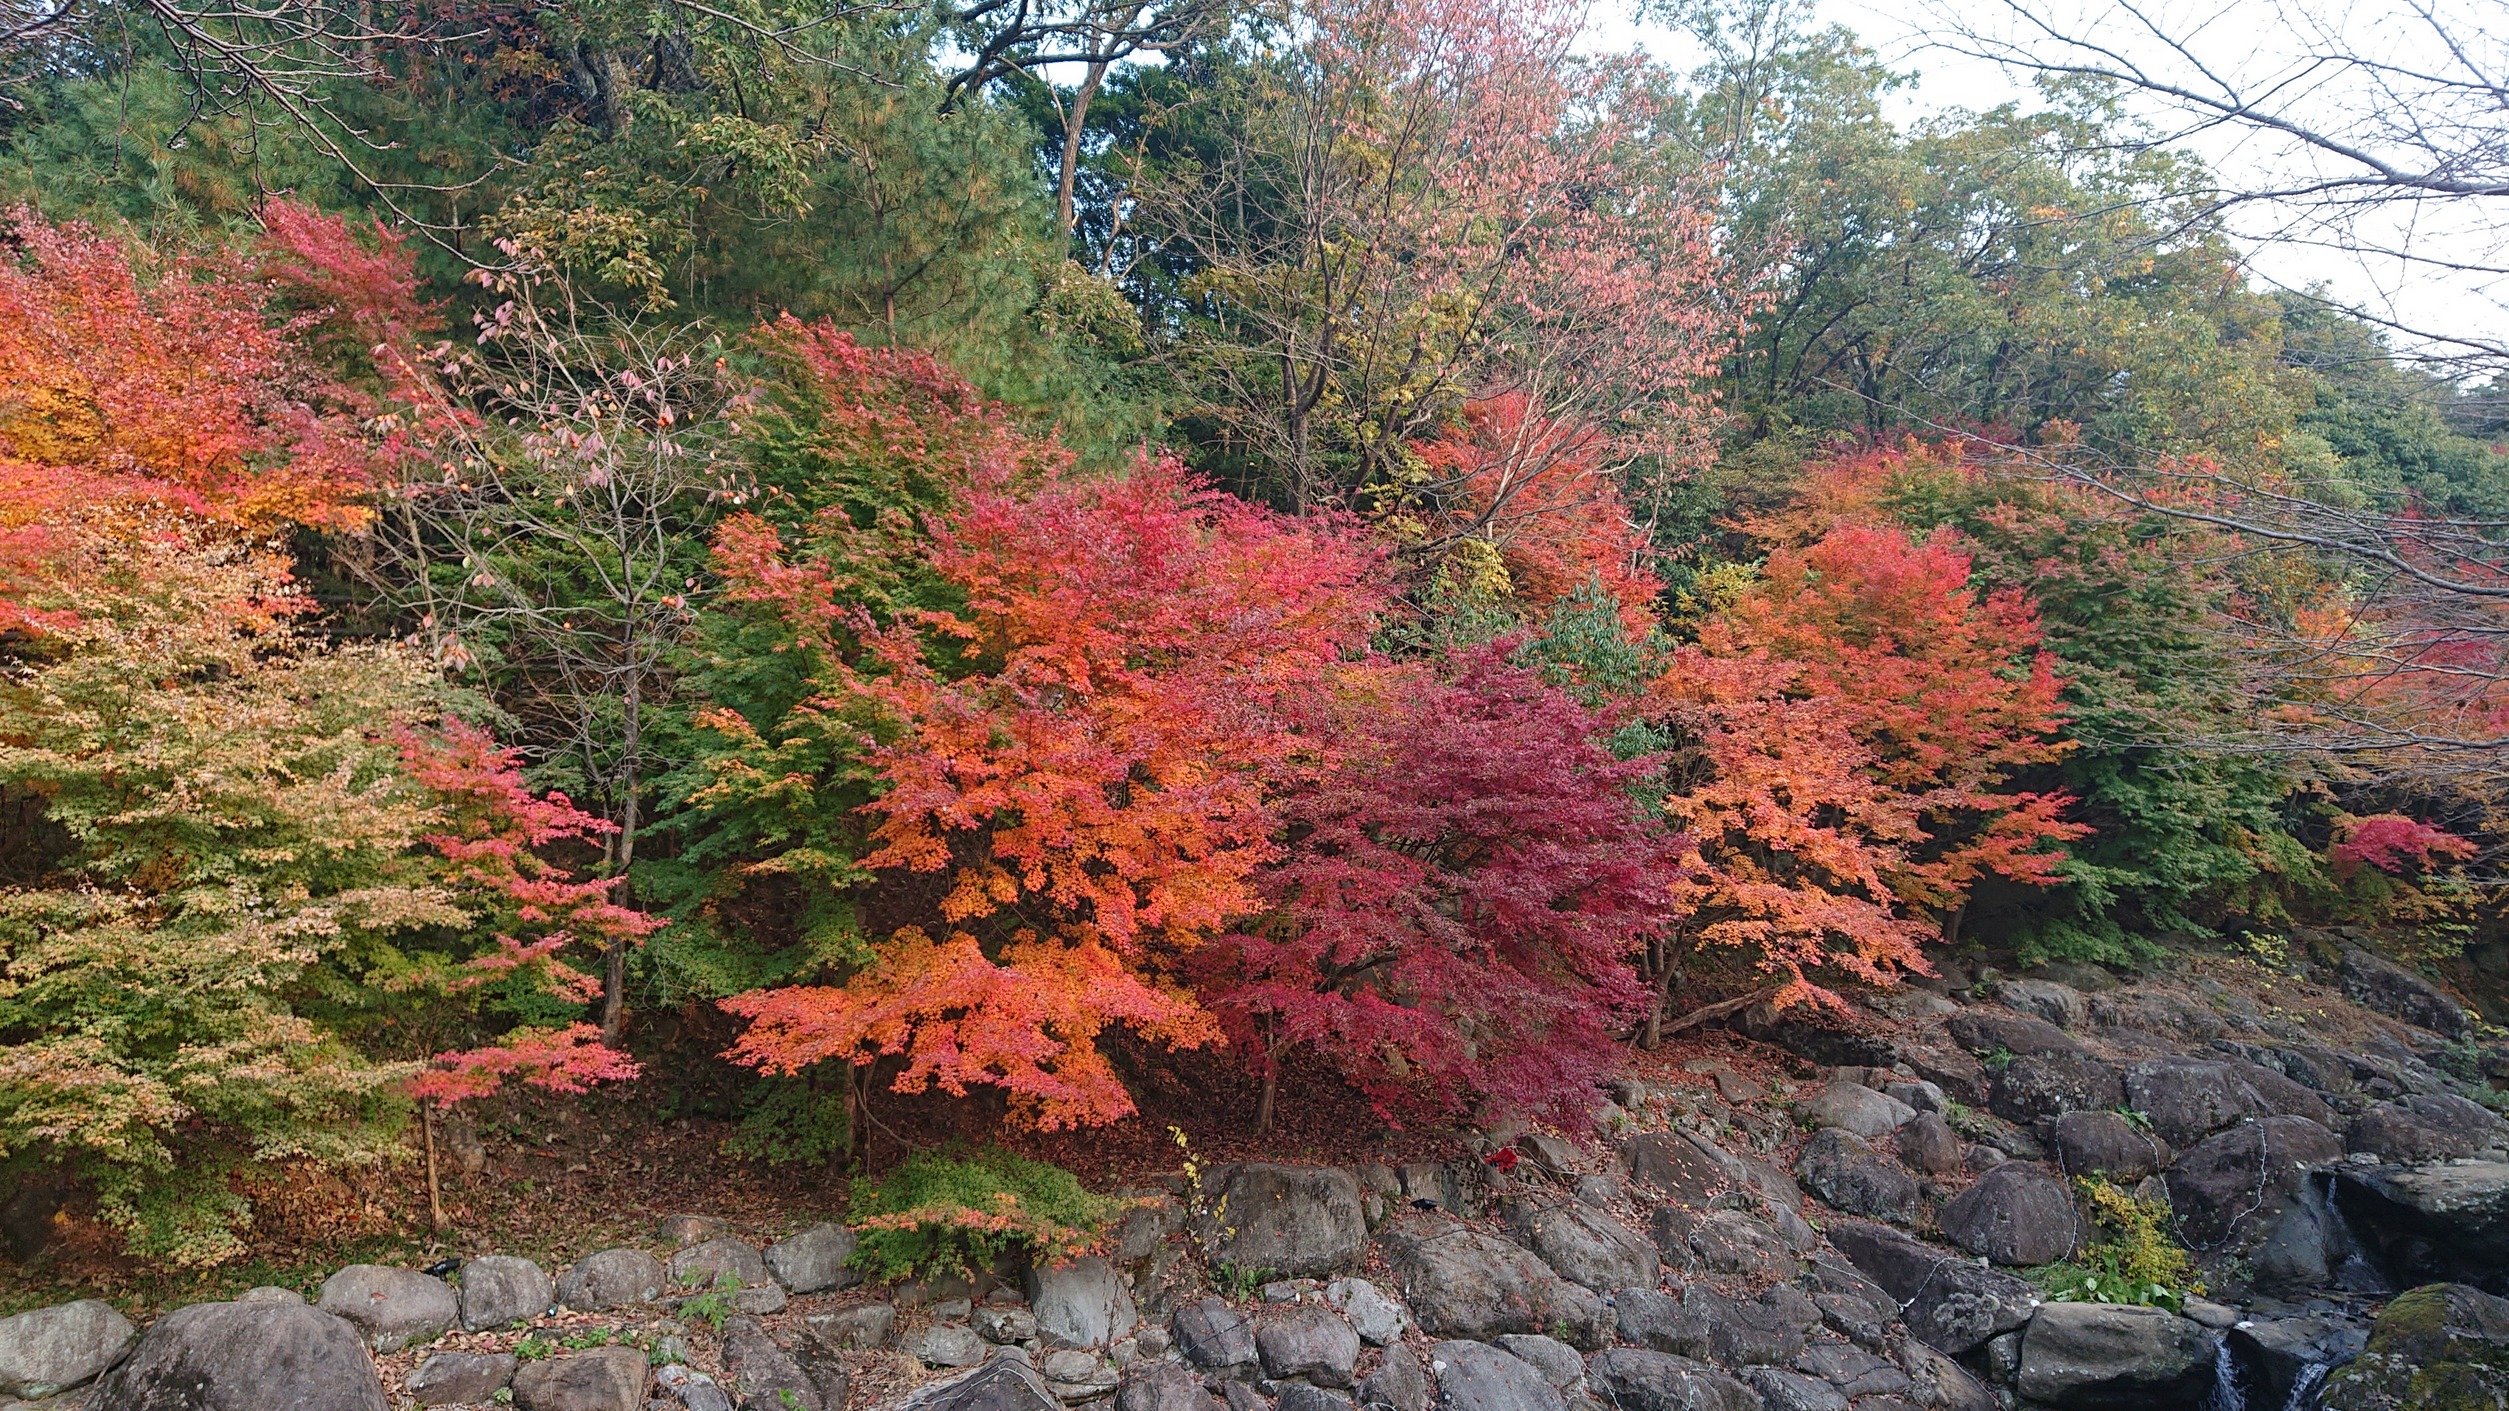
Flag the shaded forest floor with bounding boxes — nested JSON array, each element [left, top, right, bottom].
[[0, 1019, 1811, 1320]]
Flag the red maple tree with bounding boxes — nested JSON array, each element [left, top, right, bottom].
[[1195, 648, 1677, 1129]]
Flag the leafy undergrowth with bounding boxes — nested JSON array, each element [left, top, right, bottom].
[[2032, 1175, 2205, 1311], [848, 1148, 1124, 1281]]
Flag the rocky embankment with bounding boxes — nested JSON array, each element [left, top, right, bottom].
[[2, 942, 2503, 1411]]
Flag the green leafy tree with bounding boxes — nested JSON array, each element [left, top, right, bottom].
[[0, 523, 637, 1262]]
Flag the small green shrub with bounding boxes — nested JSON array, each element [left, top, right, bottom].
[[724, 1076, 852, 1165], [2034, 1177, 2203, 1311], [678, 1274, 741, 1330], [846, 1147, 1120, 1282]]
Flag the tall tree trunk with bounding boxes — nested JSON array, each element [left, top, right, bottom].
[[599, 679, 642, 1045], [1058, 59, 1113, 237]]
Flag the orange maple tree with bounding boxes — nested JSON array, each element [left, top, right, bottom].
[[1657, 520, 2082, 1005], [716, 454, 1385, 1128]]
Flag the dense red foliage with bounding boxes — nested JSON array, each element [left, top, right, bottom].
[[0, 209, 375, 539], [2329, 813, 2477, 878], [1195, 650, 1677, 1125]]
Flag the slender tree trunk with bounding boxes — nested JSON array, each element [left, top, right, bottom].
[[599, 679, 642, 1045], [1255, 1020, 1282, 1133], [1058, 60, 1113, 237], [421, 1105, 447, 1232], [1638, 932, 1684, 1049]]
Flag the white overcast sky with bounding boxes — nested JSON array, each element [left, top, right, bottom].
[[1585, 0, 2509, 370]]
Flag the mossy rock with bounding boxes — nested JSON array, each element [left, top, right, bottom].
[[2323, 1283, 2509, 1411]]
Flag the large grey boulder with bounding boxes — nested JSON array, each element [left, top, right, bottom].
[[314, 1265, 457, 1353], [1115, 1361, 1221, 1411], [458, 1255, 552, 1330], [1380, 1217, 1608, 1349], [1996, 980, 2088, 1031], [1677, 1285, 1816, 1367], [1581, 1349, 1757, 1411], [1735, 1367, 1845, 1411], [1193, 1165, 1367, 1278], [1804, 1261, 1897, 1350], [766, 1223, 861, 1293], [1361, 1345, 1429, 1411], [669, 1237, 773, 1291], [1611, 1289, 1710, 1360], [896, 1357, 1062, 1411], [1947, 1011, 2083, 1058], [92, 1301, 387, 1411], [1325, 1278, 1407, 1346], [2050, 1112, 2170, 1180], [2124, 1056, 2334, 1149], [2339, 948, 2471, 1038], [909, 1324, 987, 1369], [1793, 1344, 1909, 1399], [1895, 1339, 1998, 1411], [1988, 1055, 2124, 1127], [511, 1345, 648, 1411], [2348, 1095, 2509, 1163], [974, 1306, 1036, 1345], [1026, 1255, 1139, 1349], [1491, 1335, 1581, 1389], [0, 1298, 135, 1398], [1172, 1297, 1258, 1375], [1897, 1112, 1963, 1176], [2321, 1282, 2509, 1411], [556, 1248, 666, 1312], [1650, 1207, 1796, 1282], [724, 1317, 842, 1411], [2015, 1304, 2218, 1411], [408, 1350, 519, 1407], [1426, 1341, 1562, 1411], [1617, 1133, 1735, 1204], [2163, 1115, 2342, 1249], [1796, 1082, 1916, 1139], [1938, 1164, 2081, 1266], [1270, 1382, 1344, 1411], [2330, 1159, 2509, 1293], [1826, 1221, 2039, 1355], [1503, 1200, 1656, 1293], [814, 1302, 897, 1350], [1255, 1303, 1358, 1387], [2226, 1315, 2368, 1411], [1794, 1129, 1917, 1224]]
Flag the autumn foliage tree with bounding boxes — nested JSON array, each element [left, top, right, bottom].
[[709, 428, 1383, 1129], [1406, 395, 1666, 634], [1194, 649, 1678, 1130], [1654, 520, 2081, 1010], [1131, 0, 1740, 516], [0, 209, 646, 1262]]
